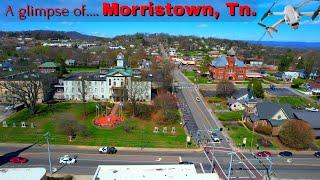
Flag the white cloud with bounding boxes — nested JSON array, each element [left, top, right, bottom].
[[301, 19, 320, 24], [196, 24, 208, 28]]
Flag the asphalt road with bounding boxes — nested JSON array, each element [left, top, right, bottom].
[[174, 69, 263, 179], [0, 144, 211, 175], [174, 69, 320, 179]]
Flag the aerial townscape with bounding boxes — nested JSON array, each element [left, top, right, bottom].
[[0, 1, 320, 178]]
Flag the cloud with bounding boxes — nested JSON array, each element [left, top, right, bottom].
[[196, 24, 208, 28], [301, 20, 320, 25]]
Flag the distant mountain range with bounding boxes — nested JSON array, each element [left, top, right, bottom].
[[0, 30, 106, 40], [248, 41, 320, 50]]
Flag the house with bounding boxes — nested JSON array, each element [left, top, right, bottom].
[[168, 48, 176, 56], [38, 62, 60, 74], [282, 72, 299, 81], [0, 61, 14, 71], [309, 69, 319, 80], [140, 59, 152, 69], [227, 98, 245, 111], [62, 53, 151, 102], [294, 112, 320, 138], [65, 59, 76, 66], [244, 102, 295, 135], [308, 82, 320, 95], [209, 48, 247, 81]]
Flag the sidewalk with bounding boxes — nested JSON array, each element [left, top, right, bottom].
[[0, 143, 202, 153]]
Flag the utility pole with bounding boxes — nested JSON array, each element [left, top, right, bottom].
[[266, 157, 273, 180], [43, 132, 52, 174], [227, 152, 235, 180]]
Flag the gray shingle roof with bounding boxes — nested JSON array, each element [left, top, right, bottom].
[[64, 72, 105, 81], [210, 55, 245, 68], [294, 112, 320, 129]]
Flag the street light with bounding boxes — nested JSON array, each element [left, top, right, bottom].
[[227, 151, 236, 180], [43, 132, 53, 174]]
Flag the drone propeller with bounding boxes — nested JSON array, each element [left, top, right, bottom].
[[311, 5, 320, 20], [261, 1, 277, 21], [257, 22, 278, 38]]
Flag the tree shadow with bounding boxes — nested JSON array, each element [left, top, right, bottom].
[[0, 143, 36, 166]]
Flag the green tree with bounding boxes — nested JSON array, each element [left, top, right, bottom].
[[55, 53, 68, 74], [200, 55, 211, 74], [248, 79, 264, 98], [279, 120, 315, 149], [296, 59, 304, 70], [291, 78, 304, 88], [278, 49, 294, 72]]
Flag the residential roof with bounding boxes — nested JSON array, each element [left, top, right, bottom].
[[294, 112, 320, 129], [209, 55, 245, 68], [38, 62, 60, 68], [232, 88, 248, 99], [64, 72, 105, 81]]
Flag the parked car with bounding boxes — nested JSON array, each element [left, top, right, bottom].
[[279, 151, 293, 157], [195, 97, 200, 102], [59, 155, 77, 164], [305, 107, 319, 112], [5, 106, 14, 110], [314, 151, 320, 157], [256, 151, 272, 157], [179, 161, 193, 164], [9, 157, 28, 164], [212, 137, 221, 143], [99, 146, 117, 154]]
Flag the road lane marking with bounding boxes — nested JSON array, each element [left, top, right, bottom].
[[179, 156, 182, 162]]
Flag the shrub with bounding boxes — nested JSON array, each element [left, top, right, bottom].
[[255, 124, 273, 135], [291, 78, 304, 88], [57, 119, 90, 141], [279, 120, 315, 149], [123, 120, 136, 133], [257, 137, 272, 147]]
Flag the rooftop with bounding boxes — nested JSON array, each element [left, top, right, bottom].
[[0, 168, 46, 180], [93, 165, 219, 180], [64, 72, 105, 81], [210, 55, 245, 68], [38, 62, 60, 68]]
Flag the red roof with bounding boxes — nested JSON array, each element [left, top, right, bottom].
[[310, 82, 320, 89], [95, 115, 122, 127]]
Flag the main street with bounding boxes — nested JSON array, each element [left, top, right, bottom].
[[0, 143, 210, 175], [174, 69, 320, 179], [174, 69, 263, 179]]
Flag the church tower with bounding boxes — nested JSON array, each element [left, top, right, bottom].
[[116, 53, 126, 68]]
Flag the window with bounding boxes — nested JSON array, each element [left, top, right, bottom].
[[113, 82, 116, 86], [109, 79, 111, 86], [102, 95, 104, 98], [121, 82, 124, 86]]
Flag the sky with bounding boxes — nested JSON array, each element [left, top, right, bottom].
[[0, 0, 319, 42]]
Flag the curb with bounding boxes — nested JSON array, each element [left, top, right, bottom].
[[0, 143, 202, 152]]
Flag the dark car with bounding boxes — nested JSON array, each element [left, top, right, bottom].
[[99, 146, 118, 154], [179, 161, 193, 165], [279, 151, 293, 157], [256, 151, 272, 157], [314, 151, 320, 157], [9, 157, 28, 164]]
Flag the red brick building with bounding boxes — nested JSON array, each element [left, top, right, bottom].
[[209, 48, 247, 81]]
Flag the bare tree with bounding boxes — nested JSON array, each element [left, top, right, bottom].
[[127, 77, 149, 116], [0, 72, 46, 114], [78, 76, 88, 118], [216, 80, 236, 97]]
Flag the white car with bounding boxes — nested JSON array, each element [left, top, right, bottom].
[[59, 155, 76, 165], [196, 97, 201, 102], [305, 107, 319, 112], [5, 106, 13, 110], [212, 138, 221, 143]]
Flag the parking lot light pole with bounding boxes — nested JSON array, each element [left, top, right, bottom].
[[44, 132, 52, 174], [227, 152, 235, 180]]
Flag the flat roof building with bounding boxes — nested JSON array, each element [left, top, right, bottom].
[[93, 165, 219, 180]]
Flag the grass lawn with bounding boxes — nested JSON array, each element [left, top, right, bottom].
[[67, 67, 99, 73], [206, 96, 225, 103], [216, 111, 242, 121], [263, 76, 282, 84], [224, 124, 260, 149], [0, 103, 190, 148], [275, 96, 312, 107], [183, 70, 212, 84]]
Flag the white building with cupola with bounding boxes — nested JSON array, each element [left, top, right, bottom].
[[61, 53, 151, 102]]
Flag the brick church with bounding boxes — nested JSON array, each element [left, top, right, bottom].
[[209, 48, 247, 81]]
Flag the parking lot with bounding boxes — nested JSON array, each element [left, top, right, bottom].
[[0, 104, 14, 123], [265, 88, 298, 97]]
